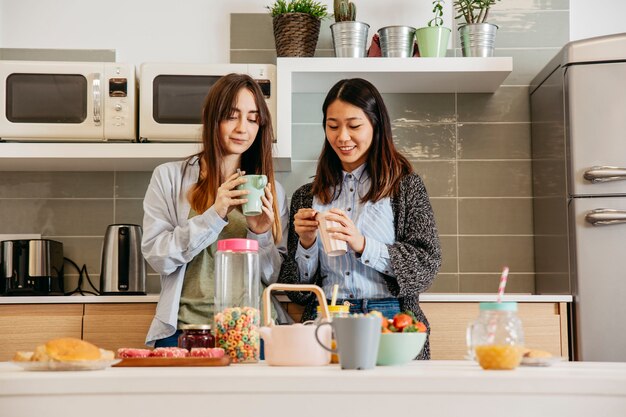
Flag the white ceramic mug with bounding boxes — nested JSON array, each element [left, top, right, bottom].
[[316, 211, 348, 257]]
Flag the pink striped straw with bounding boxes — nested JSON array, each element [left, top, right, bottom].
[[496, 266, 509, 303]]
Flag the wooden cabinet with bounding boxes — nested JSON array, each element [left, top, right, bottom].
[[0, 304, 83, 361], [83, 303, 156, 352], [421, 302, 569, 360]]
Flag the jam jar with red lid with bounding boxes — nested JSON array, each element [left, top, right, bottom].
[[178, 324, 215, 350]]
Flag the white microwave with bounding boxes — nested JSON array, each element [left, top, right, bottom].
[[138, 63, 276, 142], [0, 61, 136, 142]]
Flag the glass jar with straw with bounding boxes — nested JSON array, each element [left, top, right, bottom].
[[466, 267, 525, 370], [315, 284, 349, 364]]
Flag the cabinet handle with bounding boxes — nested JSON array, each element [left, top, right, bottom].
[[585, 208, 626, 226], [583, 166, 626, 183], [92, 74, 101, 126]]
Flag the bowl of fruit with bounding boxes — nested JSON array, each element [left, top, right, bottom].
[[375, 311, 427, 366]]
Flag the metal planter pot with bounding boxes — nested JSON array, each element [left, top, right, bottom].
[[378, 25, 416, 58], [415, 26, 451, 57], [458, 23, 498, 57], [331, 21, 370, 58]]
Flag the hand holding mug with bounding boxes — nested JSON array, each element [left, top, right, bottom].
[[213, 171, 249, 219], [294, 208, 318, 249], [325, 208, 366, 254], [246, 182, 275, 235]]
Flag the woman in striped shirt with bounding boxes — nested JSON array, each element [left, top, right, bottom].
[[278, 78, 441, 359]]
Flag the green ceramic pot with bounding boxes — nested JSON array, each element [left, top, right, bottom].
[[415, 26, 451, 57], [376, 332, 427, 366]]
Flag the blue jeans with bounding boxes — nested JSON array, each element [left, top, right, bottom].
[[154, 330, 182, 348], [333, 298, 401, 319]]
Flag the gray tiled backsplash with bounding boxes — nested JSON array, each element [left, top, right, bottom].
[[0, 3, 571, 295]]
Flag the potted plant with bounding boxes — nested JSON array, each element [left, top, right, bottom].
[[453, 0, 501, 57], [330, 0, 370, 57], [415, 0, 451, 57], [266, 0, 329, 57]]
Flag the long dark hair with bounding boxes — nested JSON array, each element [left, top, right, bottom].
[[311, 78, 413, 204], [188, 73, 281, 242]]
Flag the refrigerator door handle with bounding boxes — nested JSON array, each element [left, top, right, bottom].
[[583, 166, 626, 183], [585, 208, 626, 226]]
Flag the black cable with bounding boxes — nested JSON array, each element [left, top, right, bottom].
[[63, 257, 99, 296]]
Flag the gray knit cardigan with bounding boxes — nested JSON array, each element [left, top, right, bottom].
[[277, 173, 442, 360]]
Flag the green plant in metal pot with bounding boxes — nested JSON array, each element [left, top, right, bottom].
[[266, 0, 329, 57], [330, 0, 370, 58], [453, 0, 502, 57], [415, 0, 451, 58], [334, 0, 356, 22]]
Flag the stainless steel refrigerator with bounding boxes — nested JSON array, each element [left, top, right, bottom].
[[531, 33, 626, 361]]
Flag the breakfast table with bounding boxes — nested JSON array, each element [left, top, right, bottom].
[[1, 360, 625, 417]]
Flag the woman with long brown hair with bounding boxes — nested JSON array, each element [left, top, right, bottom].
[[279, 78, 441, 359], [142, 73, 288, 347]]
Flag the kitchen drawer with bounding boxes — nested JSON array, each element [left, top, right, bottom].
[[83, 303, 156, 351]]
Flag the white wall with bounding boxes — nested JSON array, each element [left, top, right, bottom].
[[0, 0, 439, 65], [570, 0, 626, 41]]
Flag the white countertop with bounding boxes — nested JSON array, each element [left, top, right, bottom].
[[0, 360, 623, 417], [0, 293, 573, 304]]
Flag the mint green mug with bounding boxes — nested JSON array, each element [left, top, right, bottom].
[[237, 175, 268, 216]]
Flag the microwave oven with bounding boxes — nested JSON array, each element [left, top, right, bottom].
[[138, 63, 276, 142], [0, 60, 136, 141]]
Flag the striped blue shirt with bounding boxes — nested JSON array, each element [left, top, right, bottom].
[[295, 164, 395, 299]]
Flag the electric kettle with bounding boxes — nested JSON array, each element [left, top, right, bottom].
[[100, 224, 146, 295]]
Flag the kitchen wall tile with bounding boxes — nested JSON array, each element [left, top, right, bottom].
[[458, 123, 531, 160], [0, 199, 113, 235], [496, 48, 561, 86], [490, 11, 569, 48], [114, 199, 145, 226], [146, 274, 161, 295], [533, 235, 569, 274], [0, 172, 113, 198], [427, 273, 459, 293], [115, 172, 153, 198], [292, 93, 325, 123], [459, 236, 534, 273], [535, 273, 570, 294], [0, 48, 115, 62], [439, 235, 458, 274], [459, 273, 535, 293], [532, 197, 568, 235], [230, 14, 276, 50], [292, 124, 325, 160], [52, 237, 104, 277], [458, 161, 532, 197], [393, 124, 456, 160], [383, 93, 456, 123], [275, 161, 318, 198], [230, 50, 276, 65], [459, 198, 533, 235], [458, 87, 530, 123], [430, 198, 457, 235], [410, 161, 456, 198]]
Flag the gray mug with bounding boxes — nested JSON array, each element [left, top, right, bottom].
[[315, 316, 381, 370], [236, 175, 268, 216]]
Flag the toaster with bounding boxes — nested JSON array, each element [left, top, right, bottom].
[[0, 239, 64, 296], [100, 224, 146, 295]]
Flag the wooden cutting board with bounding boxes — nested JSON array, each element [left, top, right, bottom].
[[113, 356, 231, 367]]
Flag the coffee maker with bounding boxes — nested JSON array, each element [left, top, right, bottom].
[[0, 239, 64, 296]]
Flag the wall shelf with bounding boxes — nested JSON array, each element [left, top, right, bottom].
[[1, 57, 511, 172]]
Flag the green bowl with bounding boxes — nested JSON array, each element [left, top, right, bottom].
[[376, 332, 427, 366]]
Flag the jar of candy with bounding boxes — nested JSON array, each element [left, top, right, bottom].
[[178, 324, 215, 350], [467, 302, 525, 370], [316, 304, 349, 364], [214, 238, 260, 363]]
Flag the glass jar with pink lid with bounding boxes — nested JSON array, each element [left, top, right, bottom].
[[214, 238, 260, 363]]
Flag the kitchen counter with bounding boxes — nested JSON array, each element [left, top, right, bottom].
[[0, 360, 624, 417], [0, 293, 573, 304]]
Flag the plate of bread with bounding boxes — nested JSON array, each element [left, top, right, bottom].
[[520, 348, 564, 367], [12, 337, 119, 371]]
